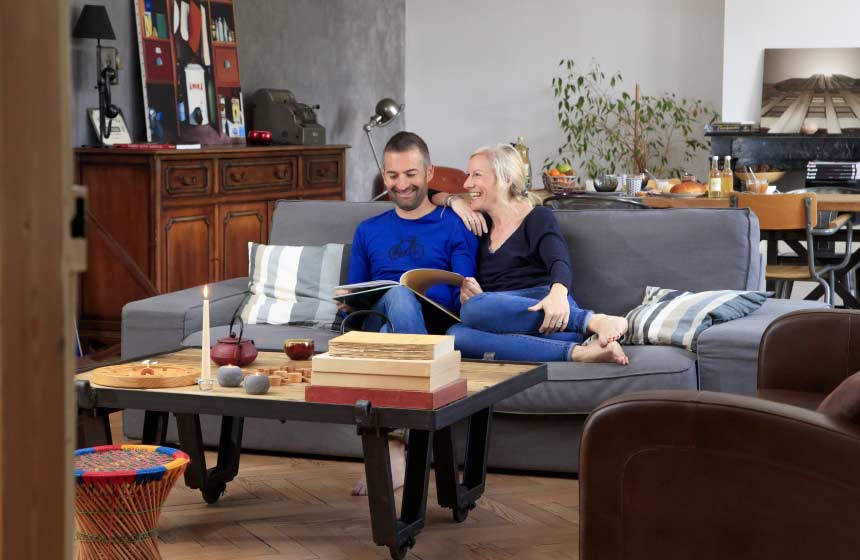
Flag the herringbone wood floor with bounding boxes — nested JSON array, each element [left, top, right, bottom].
[[104, 416, 580, 559]]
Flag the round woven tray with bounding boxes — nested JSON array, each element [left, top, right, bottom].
[[91, 363, 196, 388]]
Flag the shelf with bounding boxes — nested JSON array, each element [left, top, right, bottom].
[[144, 36, 171, 45], [212, 41, 237, 47], [210, 0, 234, 4]]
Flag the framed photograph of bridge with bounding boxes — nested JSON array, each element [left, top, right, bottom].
[[761, 48, 860, 134]]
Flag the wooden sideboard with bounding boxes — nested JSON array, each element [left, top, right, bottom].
[[74, 144, 348, 348]]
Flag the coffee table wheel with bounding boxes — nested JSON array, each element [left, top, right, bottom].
[[389, 536, 415, 560], [452, 503, 475, 523], [202, 482, 226, 504]]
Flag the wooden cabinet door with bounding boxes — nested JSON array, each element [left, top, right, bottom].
[[161, 205, 216, 292], [219, 201, 268, 280]]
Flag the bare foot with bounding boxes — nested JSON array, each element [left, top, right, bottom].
[[351, 439, 407, 496], [587, 314, 628, 346], [571, 340, 629, 365]]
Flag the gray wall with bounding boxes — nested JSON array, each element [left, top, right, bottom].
[[236, 0, 404, 201], [70, 0, 406, 201], [406, 0, 724, 181], [71, 0, 145, 146]]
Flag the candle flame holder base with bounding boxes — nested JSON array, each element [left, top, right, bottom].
[[195, 377, 215, 391]]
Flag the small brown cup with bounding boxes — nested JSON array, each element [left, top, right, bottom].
[[284, 338, 314, 360]]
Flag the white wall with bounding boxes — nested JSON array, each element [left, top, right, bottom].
[[405, 0, 724, 180], [722, 0, 860, 121]]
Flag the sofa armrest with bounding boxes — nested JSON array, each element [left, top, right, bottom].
[[758, 309, 860, 394], [580, 390, 860, 560], [121, 277, 249, 360]]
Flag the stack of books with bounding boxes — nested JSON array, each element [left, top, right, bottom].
[[306, 331, 465, 409]]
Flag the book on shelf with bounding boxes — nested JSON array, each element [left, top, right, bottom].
[[304, 378, 468, 410], [113, 143, 203, 150], [335, 268, 464, 334], [326, 331, 455, 361]]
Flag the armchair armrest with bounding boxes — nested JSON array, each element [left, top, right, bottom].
[[121, 277, 249, 360], [757, 309, 860, 394], [580, 390, 860, 560], [815, 212, 852, 234]]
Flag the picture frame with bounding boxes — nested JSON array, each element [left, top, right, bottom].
[[133, 0, 246, 145], [87, 108, 132, 146]]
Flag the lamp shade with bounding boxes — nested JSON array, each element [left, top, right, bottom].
[[373, 98, 403, 127], [73, 5, 116, 40]]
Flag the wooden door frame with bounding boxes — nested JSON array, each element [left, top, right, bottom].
[[2, 1, 74, 558]]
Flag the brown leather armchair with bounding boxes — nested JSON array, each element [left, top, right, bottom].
[[579, 309, 860, 560]]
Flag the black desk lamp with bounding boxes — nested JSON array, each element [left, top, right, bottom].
[[73, 5, 120, 142]]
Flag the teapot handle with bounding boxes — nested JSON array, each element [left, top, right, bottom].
[[229, 314, 245, 340]]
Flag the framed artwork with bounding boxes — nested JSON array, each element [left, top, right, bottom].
[[133, 0, 246, 144], [87, 108, 133, 145], [761, 47, 860, 134]]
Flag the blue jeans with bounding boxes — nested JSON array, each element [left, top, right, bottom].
[[448, 286, 593, 362], [362, 285, 427, 334]]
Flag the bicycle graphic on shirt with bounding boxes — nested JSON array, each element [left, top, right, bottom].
[[388, 236, 425, 260]]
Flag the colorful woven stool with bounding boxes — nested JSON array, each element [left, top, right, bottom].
[[74, 444, 190, 559]]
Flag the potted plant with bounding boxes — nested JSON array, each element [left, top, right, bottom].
[[546, 60, 719, 179]]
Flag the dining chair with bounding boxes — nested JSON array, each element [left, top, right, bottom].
[[543, 194, 649, 210], [731, 192, 854, 306]]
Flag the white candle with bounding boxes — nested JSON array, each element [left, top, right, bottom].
[[202, 284, 211, 380]]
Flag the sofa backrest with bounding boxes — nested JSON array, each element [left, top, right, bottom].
[[270, 201, 761, 317], [270, 200, 393, 245], [557, 208, 761, 315]]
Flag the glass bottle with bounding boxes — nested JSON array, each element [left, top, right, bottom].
[[708, 156, 721, 198], [721, 155, 734, 196]]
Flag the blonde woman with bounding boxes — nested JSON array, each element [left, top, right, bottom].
[[447, 144, 629, 364]]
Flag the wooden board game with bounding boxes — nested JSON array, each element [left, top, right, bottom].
[[91, 363, 196, 389]]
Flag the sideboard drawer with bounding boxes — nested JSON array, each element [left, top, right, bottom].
[[163, 160, 212, 197], [220, 157, 297, 192], [302, 154, 343, 189]]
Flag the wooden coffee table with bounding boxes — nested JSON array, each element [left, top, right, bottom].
[[75, 349, 547, 560]]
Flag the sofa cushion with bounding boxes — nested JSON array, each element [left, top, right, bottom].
[[625, 286, 767, 352], [696, 298, 827, 395], [495, 345, 697, 414], [241, 242, 348, 329], [183, 324, 340, 353]]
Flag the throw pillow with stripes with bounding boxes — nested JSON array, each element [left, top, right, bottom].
[[624, 286, 768, 352], [241, 242, 349, 329]]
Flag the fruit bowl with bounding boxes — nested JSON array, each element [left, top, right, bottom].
[[542, 173, 583, 194], [735, 171, 785, 185]]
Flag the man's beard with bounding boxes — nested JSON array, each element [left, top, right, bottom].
[[387, 184, 427, 212]]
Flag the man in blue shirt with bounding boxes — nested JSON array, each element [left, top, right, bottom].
[[336, 131, 478, 334], [336, 131, 477, 496]]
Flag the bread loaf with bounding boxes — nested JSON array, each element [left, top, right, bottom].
[[670, 181, 706, 195]]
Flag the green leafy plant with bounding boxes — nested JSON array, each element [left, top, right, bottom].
[[546, 60, 719, 178]]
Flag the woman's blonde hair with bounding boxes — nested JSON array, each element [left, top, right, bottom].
[[470, 144, 537, 206]]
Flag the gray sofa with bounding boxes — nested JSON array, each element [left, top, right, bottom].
[[121, 200, 824, 472]]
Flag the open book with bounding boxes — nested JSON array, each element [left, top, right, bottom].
[[334, 269, 464, 334]]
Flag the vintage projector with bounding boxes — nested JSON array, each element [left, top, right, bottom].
[[247, 89, 325, 145]]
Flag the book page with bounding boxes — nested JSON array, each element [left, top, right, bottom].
[[399, 269, 464, 296], [335, 279, 399, 291]]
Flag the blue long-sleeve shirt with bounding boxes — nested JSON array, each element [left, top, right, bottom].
[[477, 206, 573, 292], [347, 207, 478, 311]]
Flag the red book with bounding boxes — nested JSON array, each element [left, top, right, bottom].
[[305, 378, 467, 410]]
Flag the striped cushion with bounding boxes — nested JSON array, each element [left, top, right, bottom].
[[241, 243, 349, 329], [625, 286, 768, 351]]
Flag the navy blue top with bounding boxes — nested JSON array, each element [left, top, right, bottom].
[[347, 206, 478, 311], [477, 206, 572, 292]]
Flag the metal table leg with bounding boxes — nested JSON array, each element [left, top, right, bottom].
[[175, 413, 244, 504], [141, 410, 169, 445], [359, 426, 433, 560], [433, 406, 493, 523]]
